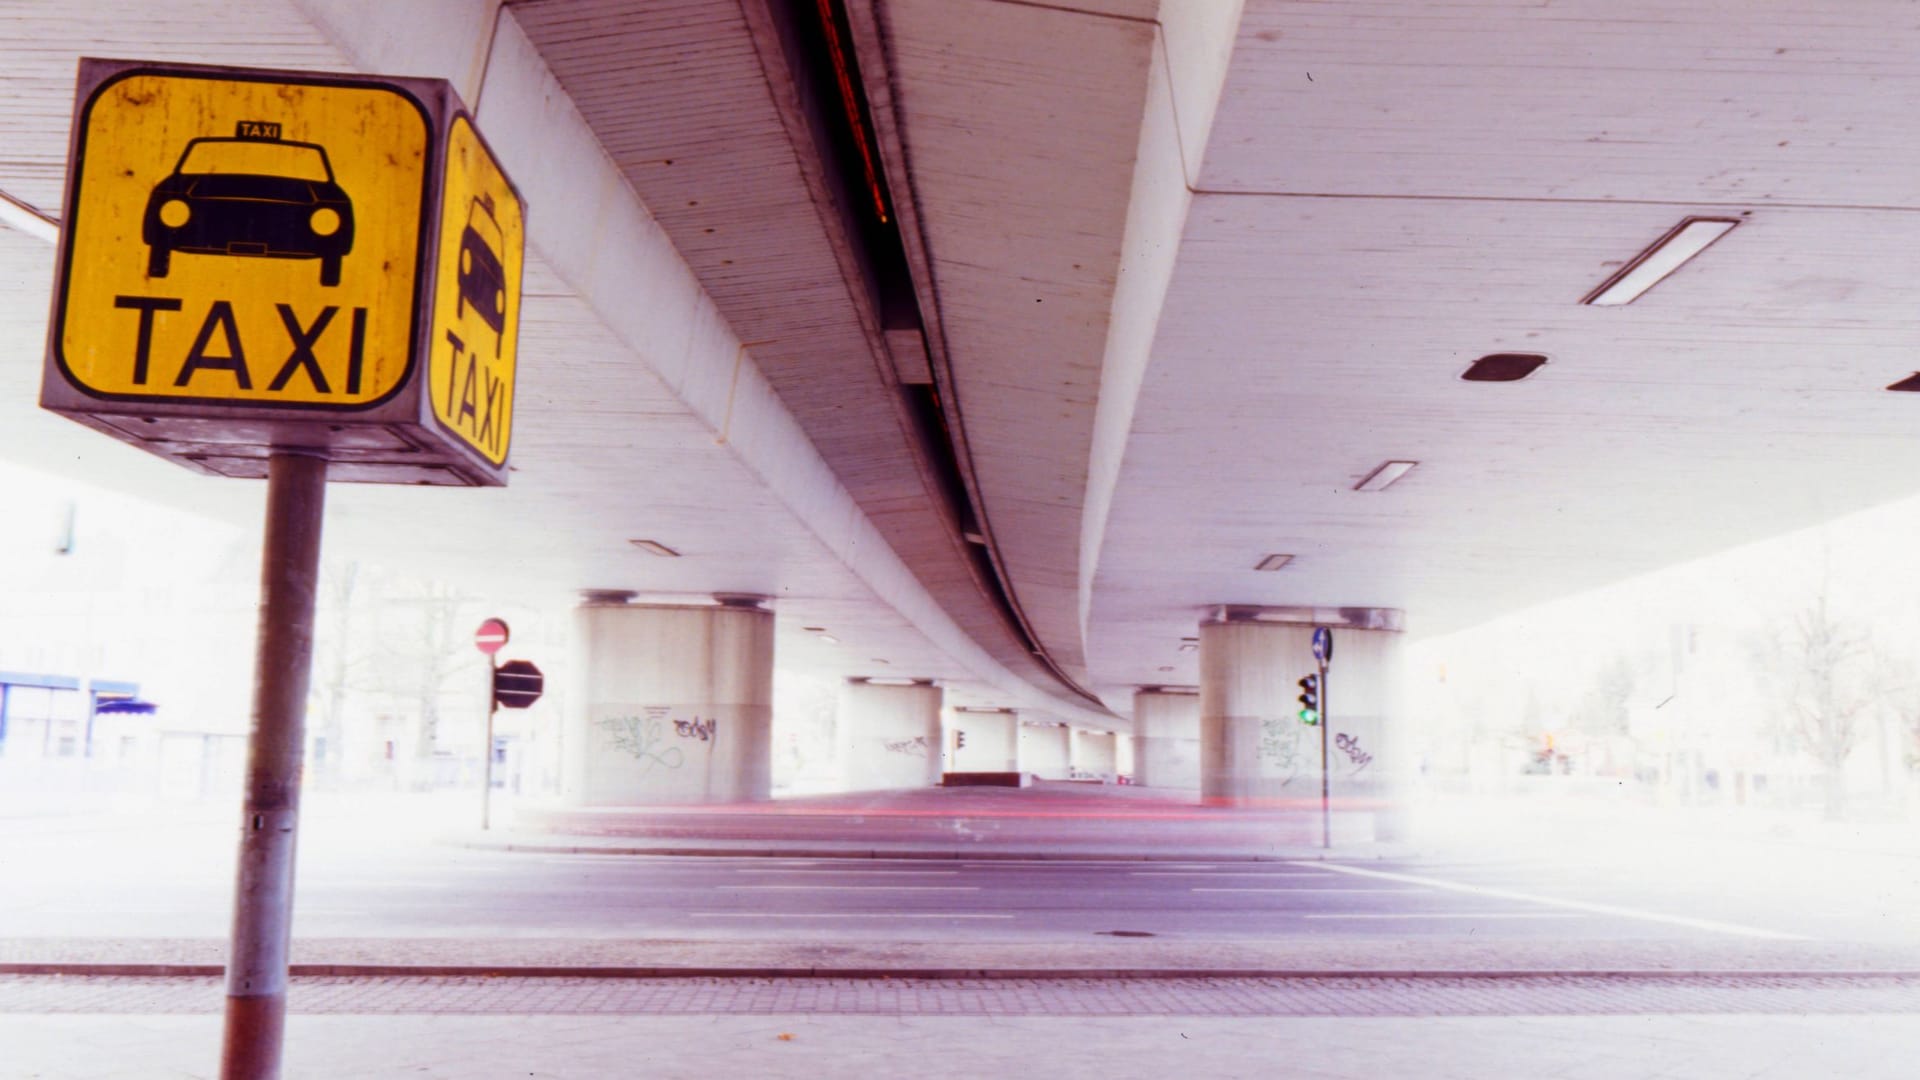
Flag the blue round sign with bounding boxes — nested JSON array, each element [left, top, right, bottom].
[[1312, 626, 1333, 665]]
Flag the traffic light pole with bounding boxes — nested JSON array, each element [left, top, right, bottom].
[[1318, 656, 1331, 850], [482, 656, 497, 831]]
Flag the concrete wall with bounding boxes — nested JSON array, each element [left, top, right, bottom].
[[838, 681, 942, 791]]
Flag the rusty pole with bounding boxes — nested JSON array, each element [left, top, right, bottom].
[[219, 452, 328, 1080]]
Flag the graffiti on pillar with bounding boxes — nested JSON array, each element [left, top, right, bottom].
[[598, 709, 685, 773], [673, 716, 717, 742], [883, 735, 931, 758], [1258, 716, 1307, 785], [1334, 732, 1373, 771]]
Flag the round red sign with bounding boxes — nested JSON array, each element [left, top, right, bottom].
[[474, 617, 510, 656]]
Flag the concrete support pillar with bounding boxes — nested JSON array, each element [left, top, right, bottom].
[[1020, 720, 1071, 779], [949, 708, 1019, 772], [838, 680, 942, 791], [1132, 687, 1201, 790], [563, 595, 773, 806], [1199, 609, 1408, 840], [1071, 729, 1118, 779]]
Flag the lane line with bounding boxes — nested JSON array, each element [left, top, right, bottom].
[[1190, 887, 1429, 894], [1133, 871, 1337, 878], [732, 869, 960, 876], [1296, 862, 1806, 940], [689, 912, 1013, 919], [730, 885, 980, 892], [1303, 912, 1587, 920]]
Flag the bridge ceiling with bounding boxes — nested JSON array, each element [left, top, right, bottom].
[[1088, 0, 1920, 696], [4, 0, 1918, 728]]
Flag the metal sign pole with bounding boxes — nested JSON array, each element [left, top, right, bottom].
[[219, 451, 328, 1080], [482, 657, 497, 831], [1319, 656, 1331, 851]]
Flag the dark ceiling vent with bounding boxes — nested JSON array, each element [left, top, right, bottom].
[[1462, 353, 1548, 382], [1887, 373, 1920, 392]]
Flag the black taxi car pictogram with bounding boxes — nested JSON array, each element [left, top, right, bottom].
[[455, 193, 508, 354], [142, 131, 354, 286]]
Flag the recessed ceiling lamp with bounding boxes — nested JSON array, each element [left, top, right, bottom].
[[628, 539, 680, 557], [1254, 553, 1293, 571], [801, 625, 840, 645], [1887, 374, 1920, 392], [1354, 460, 1417, 492], [1461, 353, 1548, 382], [1582, 216, 1740, 306]]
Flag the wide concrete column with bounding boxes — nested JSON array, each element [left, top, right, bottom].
[[949, 707, 1019, 772], [564, 594, 773, 806], [1020, 720, 1072, 779], [839, 679, 943, 791], [1071, 728, 1118, 779], [1132, 687, 1201, 790], [1199, 608, 1408, 840]]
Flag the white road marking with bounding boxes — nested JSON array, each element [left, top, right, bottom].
[[731, 885, 980, 891], [734, 869, 960, 876], [1182, 883, 1428, 891], [1303, 912, 1586, 920], [690, 912, 1014, 919], [1296, 861, 1806, 940], [1133, 871, 1337, 878]]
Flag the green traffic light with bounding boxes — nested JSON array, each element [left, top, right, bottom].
[[1298, 709, 1320, 725]]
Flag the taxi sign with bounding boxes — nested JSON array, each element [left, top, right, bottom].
[[428, 116, 523, 466], [41, 59, 527, 487]]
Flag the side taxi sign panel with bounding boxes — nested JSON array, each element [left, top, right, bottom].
[[428, 115, 524, 467], [41, 59, 525, 488]]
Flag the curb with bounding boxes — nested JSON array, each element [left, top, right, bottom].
[[6, 963, 1919, 981]]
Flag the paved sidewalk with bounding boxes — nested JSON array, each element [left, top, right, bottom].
[[8, 935, 1920, 978], [7, 1010, 1918, 1079]]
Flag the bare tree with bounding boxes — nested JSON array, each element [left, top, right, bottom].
[[1751, 590, 1881, 820]]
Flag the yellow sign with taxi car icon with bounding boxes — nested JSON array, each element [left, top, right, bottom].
[[428, 115, 524, 466], [43, 60, 525, 488], [54, 69, 430, 408]]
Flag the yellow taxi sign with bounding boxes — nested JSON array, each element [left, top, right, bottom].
[[428, 115, 524, 466], [43, 60, 525, 488], [54, 69, 430, 407]]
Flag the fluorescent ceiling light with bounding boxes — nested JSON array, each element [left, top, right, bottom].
[[1583, 216, 1739, 306], [628, 539, 680, 557], [1254, 553, 1293, 571], [816, 633, 839, 645], [1354, 461, 1417, 492]]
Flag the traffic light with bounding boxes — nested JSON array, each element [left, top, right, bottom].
[[956, 730, 967, 750], [1297, 674, 1320, 725]]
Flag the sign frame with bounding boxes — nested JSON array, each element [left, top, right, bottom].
[[40, 57, 526, 488]]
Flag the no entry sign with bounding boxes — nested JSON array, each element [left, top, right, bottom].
[[474, 617, 509, 656]]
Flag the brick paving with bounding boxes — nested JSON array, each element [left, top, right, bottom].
[[5, 972, 1919, 1017]]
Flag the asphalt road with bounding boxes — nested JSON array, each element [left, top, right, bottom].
[[3, 794, 1908, 947]]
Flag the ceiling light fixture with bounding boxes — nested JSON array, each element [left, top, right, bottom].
[[1582, 216, 1740, 306], [1462, 353, 1548, 382], [1354, 460, 1417, 492], [1254, 553, 1293, 571], [628, 539, 680, 557], [817, 634, 840, 645]]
